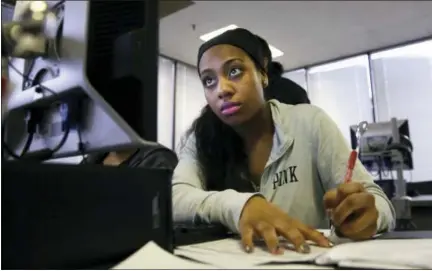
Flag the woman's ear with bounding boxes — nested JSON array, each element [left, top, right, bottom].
[[260, 71, 269, 88], [263, 57, 269, 72]]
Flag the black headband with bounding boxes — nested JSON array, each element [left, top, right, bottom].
[[197, 28, 265, 73]]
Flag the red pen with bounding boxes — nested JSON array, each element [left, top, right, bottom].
[[329, 122, 368, 234], [343, 121, 368, 183], [343, 150, 357, 183]]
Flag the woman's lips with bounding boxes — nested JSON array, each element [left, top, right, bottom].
[[221, 105, 241, 116]]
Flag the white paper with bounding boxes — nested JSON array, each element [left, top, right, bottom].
[[315, 239, 432, 269], [324, 228, 383, 245], [337, 260, 415, 270], [253, 263, 334, 269], [113, 241, 214, 269], [175, 238, 330, 268]]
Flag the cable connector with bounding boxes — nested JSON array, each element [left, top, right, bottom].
[[24, 108, 44, 134], [59, 103, 69, 131]]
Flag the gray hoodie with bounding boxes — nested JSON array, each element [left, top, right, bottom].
[[172, 100, 395, 234]]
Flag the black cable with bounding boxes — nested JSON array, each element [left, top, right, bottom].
[[1, 95, 41, 160], [3, 60, 71, 161], [20, 133, 34, 155], [11, 61, 87, 160], [38, 89, 71, 156], [77, 123, 87, 163], [23, 59, 36, 88], [50, 0, 66, 11]]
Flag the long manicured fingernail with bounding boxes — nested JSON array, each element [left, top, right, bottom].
[[328, 241, 334, 247], [298, 243, 311, 254], [245, 246, 252, 253], [275, 246, 284, 255]]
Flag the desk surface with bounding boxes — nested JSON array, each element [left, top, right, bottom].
[[411, 195, 432, 207]]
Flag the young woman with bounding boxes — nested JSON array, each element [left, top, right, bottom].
[[172, 28, 395, 255]]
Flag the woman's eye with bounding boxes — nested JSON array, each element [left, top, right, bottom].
[[229, 68, 242, 77], [203, 78, 215, 87]]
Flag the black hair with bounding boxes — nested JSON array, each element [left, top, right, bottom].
[[268, 61, 284, 78], [190, 29, 268, 192], [254, 35, 285, 80], [197, 28, 266, 73], [189, 106, 251, 191], [255, 35, 272, 64]]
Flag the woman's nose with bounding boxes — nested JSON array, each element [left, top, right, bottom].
[[217, 77, 235, 99]]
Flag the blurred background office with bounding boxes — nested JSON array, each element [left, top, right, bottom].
[[2, 1, 431, 186]]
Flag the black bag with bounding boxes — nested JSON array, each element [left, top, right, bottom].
[[82, 144, 178, 170], [126, 144, 178, 170]]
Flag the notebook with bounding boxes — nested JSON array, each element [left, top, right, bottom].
[[175, 237, 432, 269], [113, 241, 214, 269], [113, 241, 334, 270]]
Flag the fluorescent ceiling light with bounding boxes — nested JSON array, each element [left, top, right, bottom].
[[269, 45, 284, 58], [199, 24, 239, 42], [199, 25, 284, 59]]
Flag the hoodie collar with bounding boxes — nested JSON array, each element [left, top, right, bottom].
[[266, 100, 295, 166]]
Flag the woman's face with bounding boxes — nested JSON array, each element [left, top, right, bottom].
[[198, 45, 268, 126]]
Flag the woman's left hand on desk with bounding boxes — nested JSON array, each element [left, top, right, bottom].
[[323, 182, 378, 240]]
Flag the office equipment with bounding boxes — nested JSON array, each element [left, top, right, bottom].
[[350, 118, 413, 170], [350, 118, 414, 230], [1, 161, 173, 269], [3, 0, 159, 161], [175, 236, 432, 269]]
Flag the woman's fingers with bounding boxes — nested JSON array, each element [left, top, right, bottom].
[[239, 196, 331, 255], [338, 206, 378, 239], [275, 224, 310, 253], [256, 222, 282, 254], [299, 225, 333, 248], [240, 224, 255, 253], [332, 192, 374, 227], [347, 223, 377, 241]]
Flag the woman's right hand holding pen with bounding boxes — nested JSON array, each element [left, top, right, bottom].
[[239, 196, 332, 255], [323, 182, 379, 240]]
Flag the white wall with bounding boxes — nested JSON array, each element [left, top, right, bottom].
[[157, 57, 176, 149], [306, 55, 374, 144], [173, 63, 206, 148], [283, 69, 308, 91]]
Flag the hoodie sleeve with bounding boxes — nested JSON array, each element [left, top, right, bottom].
[[172, 134, 259, 233], [313, 108, 395, 233]]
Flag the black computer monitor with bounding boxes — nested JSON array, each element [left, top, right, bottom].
[[349, 119, 413, 170], [2, 160, 173, 269], [3, 1, 159, 161]]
